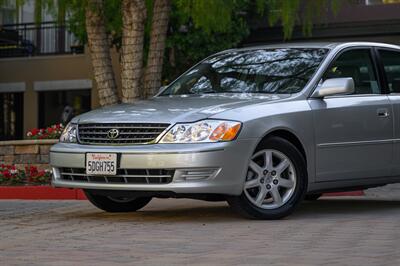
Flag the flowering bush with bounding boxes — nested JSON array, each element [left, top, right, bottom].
[[0, 165, 24, 185], [25, 165, 52, 184], [0, 164, 52, 186], [26, 123, 64, 140]]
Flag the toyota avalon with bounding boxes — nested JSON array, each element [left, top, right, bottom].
[[50, 42, 400, 219]]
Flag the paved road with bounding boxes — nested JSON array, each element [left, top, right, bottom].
[[1, 196, 400, 266]]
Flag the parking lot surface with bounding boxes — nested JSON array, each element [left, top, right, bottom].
[[1, 196, 400, 266]]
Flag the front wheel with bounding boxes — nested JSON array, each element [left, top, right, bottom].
[[84, 190, 152, 213], [227, 137, 307, 219]]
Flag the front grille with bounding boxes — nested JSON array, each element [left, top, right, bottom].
[[78, 123, 170, 145], [59, 168, 174, 184]]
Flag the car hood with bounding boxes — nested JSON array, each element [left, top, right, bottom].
[[74, 94, 291, 124]]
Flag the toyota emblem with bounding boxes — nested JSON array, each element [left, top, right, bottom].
[[107, 128, 120, 139]]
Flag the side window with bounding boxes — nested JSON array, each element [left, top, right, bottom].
[[379, 50, 400, 93], [323, 49, 380, 95]]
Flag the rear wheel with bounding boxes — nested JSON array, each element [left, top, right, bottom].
[[84, 190, 152, 213], [227, 137, 307, 219]]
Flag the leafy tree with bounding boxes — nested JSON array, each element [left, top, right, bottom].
[[161, 0, 344, 84], [0, 0, 345, 106], [261, 0, 343, 39], [164, 0, 249, 82]]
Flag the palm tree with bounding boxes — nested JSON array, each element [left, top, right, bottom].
[[143, 0, 171, 98], [120, 0, 147, 103], [85, 0, 119, 106]]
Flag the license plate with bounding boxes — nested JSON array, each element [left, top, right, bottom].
[[86, 153, 117, 175]]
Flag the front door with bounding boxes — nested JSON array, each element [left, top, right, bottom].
[[309, 48, 393, 182]]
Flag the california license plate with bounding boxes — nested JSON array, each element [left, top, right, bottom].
[[86, 153, 117, 175]]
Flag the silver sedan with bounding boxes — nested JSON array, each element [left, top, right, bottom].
[[50, 42, 400, 219]]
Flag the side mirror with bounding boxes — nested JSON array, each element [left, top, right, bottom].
[[311, 78, 355, 98]]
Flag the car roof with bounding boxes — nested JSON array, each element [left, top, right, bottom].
[[224, 42, 400, 53]]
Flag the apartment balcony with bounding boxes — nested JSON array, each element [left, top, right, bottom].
[[0, 21, 84, 58]]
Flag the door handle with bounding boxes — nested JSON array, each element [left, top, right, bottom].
[[377, 108, 389, 118]]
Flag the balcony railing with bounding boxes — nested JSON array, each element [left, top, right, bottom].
[[0, 21, 84, 58]]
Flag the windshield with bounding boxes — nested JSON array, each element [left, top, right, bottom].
[[161, 48, 328, 96]]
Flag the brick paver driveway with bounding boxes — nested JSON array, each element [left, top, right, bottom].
[[1, 196, 400, 266]]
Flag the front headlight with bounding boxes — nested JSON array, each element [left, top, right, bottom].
[[59, 123, 77, 143], [159, 120, 241, 143]]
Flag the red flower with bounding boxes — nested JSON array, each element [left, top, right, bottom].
[[30, 128, 40, 136], [3, 170, 11, 178], [26, 123, 64, 140], [1, 164, 51, 185]]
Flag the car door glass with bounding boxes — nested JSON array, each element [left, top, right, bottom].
[[323, 49, 379, 94], [379, 50, 400, 93]]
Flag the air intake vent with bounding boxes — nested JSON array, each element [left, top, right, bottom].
[[59, 168, 174, 184]]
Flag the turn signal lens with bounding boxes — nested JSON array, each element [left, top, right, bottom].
[[221, 123, 242, 141], [210, 122, 241, 141]]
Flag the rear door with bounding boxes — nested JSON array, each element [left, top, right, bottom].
[[309, 48, 393, 182], [378, 48, 400, 176]]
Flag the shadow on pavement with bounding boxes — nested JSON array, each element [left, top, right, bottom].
[[293, 197, 400, 218], [65, 197, 400, 222], [73, 203, 239, 223]]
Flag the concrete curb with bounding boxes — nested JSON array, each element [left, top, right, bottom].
[[0, 186, 87, 200]]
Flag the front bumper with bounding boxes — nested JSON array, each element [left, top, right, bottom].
[[50, 139, 258, 196]]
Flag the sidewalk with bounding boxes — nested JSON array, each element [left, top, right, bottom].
[[365, 183, 400, 200], [1, 197, 400, 265]]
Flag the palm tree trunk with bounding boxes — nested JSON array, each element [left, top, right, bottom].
[[144, 0, 171, 98], [85, 0, 119, 106], [120, 0, 147, 103]]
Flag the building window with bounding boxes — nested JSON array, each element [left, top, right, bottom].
[[38, 89, 91, 128], [365, 0, 400, 5], [0, 92, 23, 141], [0, 8, 15, 24]]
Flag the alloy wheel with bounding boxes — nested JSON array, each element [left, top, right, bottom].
[[244, 149, 297, 209]]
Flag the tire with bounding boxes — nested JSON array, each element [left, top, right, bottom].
[[84, 190, 152, 213], [227, 136, 307, 220], [304, 193, 322, 201]]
